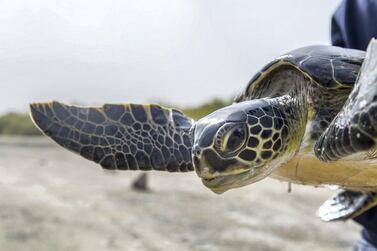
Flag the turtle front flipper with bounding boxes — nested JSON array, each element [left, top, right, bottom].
[[317, 190, 377, 222], [30, 101, 194, 172], [315, 39, 377, 161]]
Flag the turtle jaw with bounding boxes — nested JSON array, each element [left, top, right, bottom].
[[193, 149, 259, 193], [200, 166, 265, 194], [199, 152, 295, 194]]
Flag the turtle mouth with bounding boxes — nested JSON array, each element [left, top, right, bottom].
[[201, 165, 264, 194]]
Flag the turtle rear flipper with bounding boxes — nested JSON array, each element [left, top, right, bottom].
[[318, 190, 377, 222], [30, 101, 194, 172], [315, 39, 377, 161]]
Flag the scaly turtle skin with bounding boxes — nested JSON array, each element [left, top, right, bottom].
[[30, 39, 377, 222]]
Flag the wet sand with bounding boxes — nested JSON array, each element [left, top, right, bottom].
[[0, 137, 360, 251]]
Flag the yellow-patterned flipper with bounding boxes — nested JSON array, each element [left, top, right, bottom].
[[30, 101, 194, 172]]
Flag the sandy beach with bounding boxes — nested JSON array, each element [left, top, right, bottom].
[[0, 136, 360, 251]]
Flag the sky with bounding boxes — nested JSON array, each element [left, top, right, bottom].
[[0, 0, 341, 114]]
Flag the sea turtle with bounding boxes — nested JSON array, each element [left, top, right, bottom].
[[30, 39, 377, 222]]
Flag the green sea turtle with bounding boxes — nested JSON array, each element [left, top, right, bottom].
[[30, 39, 377, 222]]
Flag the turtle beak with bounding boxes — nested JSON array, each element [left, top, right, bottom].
[[192, 144, 217, 178], [200, 165, 266, 194], [201, 171, 250, 194]]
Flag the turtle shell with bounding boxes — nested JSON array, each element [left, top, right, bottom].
[[237, 45, 365, 102]]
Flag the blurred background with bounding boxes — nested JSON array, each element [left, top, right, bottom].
[[0, 0, 362, 251]]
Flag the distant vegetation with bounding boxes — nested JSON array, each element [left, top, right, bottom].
[[0, 99, 231, 136], [182, 98, 231, 120], [0, 113, 41, 135]]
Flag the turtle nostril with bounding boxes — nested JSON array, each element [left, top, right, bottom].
[[193, 145, 201, 156]]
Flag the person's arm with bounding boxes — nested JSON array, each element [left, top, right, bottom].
[[331, 7, 345, 48], [354, 209, 377, 248], [331, 0, 377, 51]]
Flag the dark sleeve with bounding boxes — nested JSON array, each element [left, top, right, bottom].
[[331, 3, 345, 48], [354, 208, 377, 234], [331, 0, 377, 51], [354, 208, 377, 247], [332, 1, 377, 246]]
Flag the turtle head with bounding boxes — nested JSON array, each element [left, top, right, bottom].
[[192, 99, 294, 194]]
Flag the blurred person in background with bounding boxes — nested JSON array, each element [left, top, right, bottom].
[[331, 1, 377, 250]]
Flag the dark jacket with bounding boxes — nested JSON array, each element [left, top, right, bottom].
[[332, 0, 377, 51], [331, 0, 377, 248]]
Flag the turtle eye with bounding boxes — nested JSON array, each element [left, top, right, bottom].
[[216, 124, 247, 155]]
